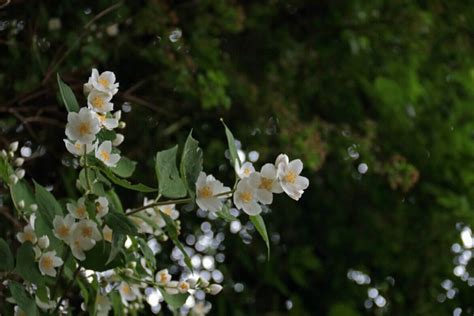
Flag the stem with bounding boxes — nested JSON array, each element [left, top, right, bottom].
[[126, 198, 193, 216], [53, 266, 81, 313], [215, 189, 234, 197], [52, 248, 70, 298], [83, 149, 93, 192]]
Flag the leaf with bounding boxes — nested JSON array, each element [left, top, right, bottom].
[[111, 156, 137, 178], [0, 156, 9, 182], [34, 181, 63, 224], [137, 237, 156, 267], [15, 242, 44, 286], [180, 131, 203, 198], [91, 164, 157, 193], [0, 238, 14, 271], [106, 189, 124, 213], [155, 146, 187, 198], [106, 232, 125, 265], [221, 120, 241, 168], [158, 287, 189, 309], [105, 212, 138, 235], [9, 281, 39, 316], [216, 204, 237, 222], [162, 214, 193, 270], [81, 240, 125, 271], [250, 215, 270, 259], [57, 73, 79, 112], [10, 180, 36, 215]]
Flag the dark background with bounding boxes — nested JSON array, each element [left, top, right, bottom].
[[1, 1, 474, 315]]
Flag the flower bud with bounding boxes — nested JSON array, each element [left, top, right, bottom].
[[30, 204, 38, 212], [15, 168, 25, 179], [8, 151, 14, 158], [18, 200, 25, 209], [118, 122, 126, 129], [9, 174, 18, 185], [14, 158, 24, 167], [114, 110, 122, 121], [124, 268, 134, 276], [112, 134, 124, 146], [199, 278, 209, 288], [37, 236, 50, 249], [208, 284, 223, 295], [0, 150, 6, 158], [9, 141, 19, 152]]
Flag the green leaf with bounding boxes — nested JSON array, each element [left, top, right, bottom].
[[34, 181, 63, 223], [158, 287, 189, 309], [91, 164, 157, 193], [81, 240, 125, 271], [156, 146, 187, 198], [180, 131, 203, 198], [111, 156, 137, 178], [106, 232, 125, 265], [216, 203, 237, 222], [57, 73, 79, 112], [106, 189, 124, 213], [162, 214, 193, 270], [9, 281, 39, 316], [250, 215, 270, 259], [10, 180, 36, 215], [137, 237, 156, 267], [0, 156, 9, 182], [15, 242, 44, 286], [0, 238, 14, 271], [221, 120, 241, 168], [105, 212, 138, 235]]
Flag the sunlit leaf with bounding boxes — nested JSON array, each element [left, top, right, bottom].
[[57, 73, 79, 112], [180, 131, 203, 198], [156, 145, 187, 198]]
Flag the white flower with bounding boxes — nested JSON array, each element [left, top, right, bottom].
[[73, 219, 102, 243], [155, 269, 172, 286], [65, 108, 100, 144], [35, 295, 56, 311], [64, 139, 96, 156], [67, 197, 88, 219], [69, 220, 100, 261], [9, 141, 19, 152], [14, 157, 24, 167], [103, 225, 113, 242], [87, 69, 119, 95], [96, 112, 119, 130], [112, 133, 124, 146], [275, 153, 289, 168], [131, 216, 154, 234], [191, 302, 212, 316], [17, 224, 37, 244], [195, 172, 230, 212], [37, 236, 50, 249], [119, 282, 140, 304], [95, 141, 120, 167], [87, 89, 113, 113], [38, 251, 63, 277], [277, 158, 309, 201], [235, 161, 255, 179], [233, 177, 262, 216], [165, 281, 179, 295], [15, 169, 25, 179], [53, 214, 75, 244], [178, 281, 190, 293], [208, 284, 223, 295], [158, 204, 179, 220], [96, 294, 112, 316], [30, 203, 38, 212], [250, 164, 283, 205], [95, 196, 109, 218], [70, 232, 95, 261]]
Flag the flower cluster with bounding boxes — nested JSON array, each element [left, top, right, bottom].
[[65, 69, 123, 167]]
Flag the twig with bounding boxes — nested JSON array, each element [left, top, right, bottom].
[[53, 266, 81, 313], [126, 198, 193, 216]]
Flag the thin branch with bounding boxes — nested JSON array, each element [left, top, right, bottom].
[[126, 198, 193, 216]]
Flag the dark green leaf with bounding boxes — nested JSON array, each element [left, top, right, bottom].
[[137, 237, 156, 267], [10, 180, 36, 215], [34, 180, 63, 224], [15, 242, 44, 286], [111, 156, 137, 178], [180, 131, 203, 198], [9, 281, 39, 316], [106, 189, 124, 213], [57, 73, 79, 112], [105, 211, 138, 235], [91, 164, 157, 193], [158, 287, 189, 309], [106, 232, 125, 265], [221, 120, 241, 168], [81, 240, 125, 271], [0, 238, 14, 271], [250, 214, 270, 259], [156, 145, 187, 198]]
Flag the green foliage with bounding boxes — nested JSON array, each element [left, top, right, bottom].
[[9, 281, 39, 316], [82, 240, 125, 271], [0, 238, 14, 271], [155, 146, 187, 198], [104, 212, 138, 236], [158, 287, 189, 309], [250, 214, 270, 259], [15, 243, 44, 286], [57, 74, 79, 112], [180, 132, 203, 198]]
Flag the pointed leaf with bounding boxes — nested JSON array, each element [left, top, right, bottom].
[[57, 73, 79, 112], [0, 238, 14, 271], [156, 146, 187, 198], [250, 214, 270, 259], [158, 288, 189, 309], [9, 281, 39, 316], [180, 131, 203, 198], [221, 120, 241, 168]]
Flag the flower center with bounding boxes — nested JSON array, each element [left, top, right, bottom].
[[24, 232, 35, 242], [240, 191, 253, 203], [98, 77, 110, 88], [159, 273, 168, 283], [198, 185, 213, 198], [41, 256, 53, 270], [81, 226, 93, 238], [104, 230, 112, 242], [100, 150, 110, 162], [284, 171, 297, 184], [243, 168, 251, 176], [162, 207, 173, 216], [77, 206, 86, 217], [58, 225, 70, 237], [122, 284, 131, 295], [78, 122, 91, 136], [179, 283, 189, 291], [92, 96, 105, 109], [260, 177, 273, 190]]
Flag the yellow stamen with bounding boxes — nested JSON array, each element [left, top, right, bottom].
[[81, 226, 92, 238], [122, 284, 131, 295], [159, 273, 168, 283], [284, 171, 297, 184], [77, 206, 86, 217], [41, 256, 53, 270], [104, 230, 112, 242], [58, 225, 70, 238], [240, 191, 253, 203], [78, 122, 91, 136], [259, 177, 273, 190], [98, 77, 109, 88], [24, 233, 35, 242], [243, 168, 251, 176], [198, 185, 213, 198], [92, 96, 105, 110], [100, 150, 110, 162]]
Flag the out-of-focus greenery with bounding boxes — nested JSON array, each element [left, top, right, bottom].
[[1, 1, 474, 315]]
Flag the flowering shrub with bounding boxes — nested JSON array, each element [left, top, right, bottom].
[[0, 69, 309, 315]]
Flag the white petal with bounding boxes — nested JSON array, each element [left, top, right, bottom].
[[243, 202, 262, 216]]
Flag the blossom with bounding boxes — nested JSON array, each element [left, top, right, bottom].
[[155, 269, 172, 286], [38, 251, 63, 277], [74, 219, 102, 243], [164, 281, 179, 294], [208, 284, 223, 295], [96, 113, 119, 130], [195, 172, 230, 212], [37, 236, 50, 249], [53, 214, 75, 243], [67, 197, 88, 219], [96, 294, 112, 316], [35, 295, 56, 311], [95, 196, 109, 218], [178, 281, 190, 293], [119, 282, 140, 304], [87, 89, 113, 113], [103, 225, 113, 242], [191, 302, 212, 316], [65, 108, 100, 144], [275, 153, 289, 168], [17, 224, 37, 244], [69, 222, 98, 261], [277, 158, 309, 201], [112, 133, 124, 146], [158, 204, 179, 220], [86, 69, 119, 95], [235, 161, 255, 179], [233, 177, 261, 216], [95, 141, 120, 167], [64, 139, 95, 156], [131, 216, 154, 234], [250, 163, 283, 205]]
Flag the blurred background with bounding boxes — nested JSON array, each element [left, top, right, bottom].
[[1, 1, 474, 315]]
